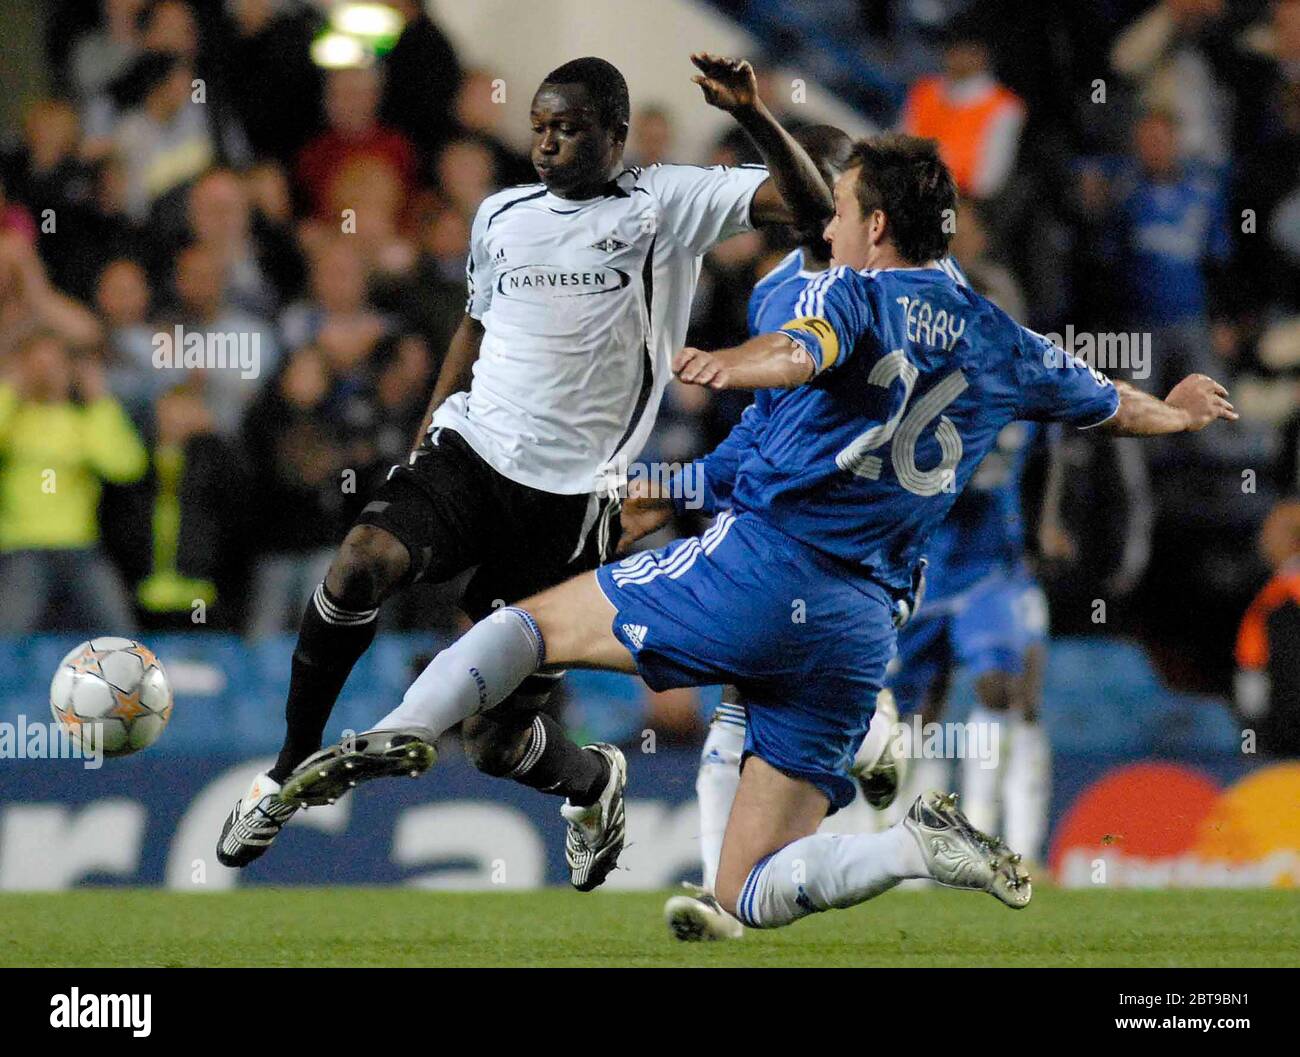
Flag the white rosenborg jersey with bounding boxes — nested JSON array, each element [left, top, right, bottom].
[[431, 162, 770, 495]]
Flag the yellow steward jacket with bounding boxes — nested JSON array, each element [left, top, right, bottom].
[[0, 383, 147, 551]]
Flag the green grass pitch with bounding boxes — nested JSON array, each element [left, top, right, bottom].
[[2, 887, 1296, 967]]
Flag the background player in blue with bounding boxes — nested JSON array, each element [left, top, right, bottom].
[[884, 420, 1057, 868], [277, 134, 1237, 932]]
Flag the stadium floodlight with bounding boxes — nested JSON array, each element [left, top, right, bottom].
[[331, 2, 406, 52], [310, 30, 371, 69]]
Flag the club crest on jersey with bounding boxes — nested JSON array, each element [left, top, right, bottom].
[[590, 235, 630, 253]]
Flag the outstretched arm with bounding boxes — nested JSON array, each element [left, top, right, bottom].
[[673, 333, 814, 392], [1102, 375, 1237, 436], [690, 53, 833, 229]]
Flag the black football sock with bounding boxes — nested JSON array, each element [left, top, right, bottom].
[[506, 709, 610, 806], [268, 584, 379, 783]]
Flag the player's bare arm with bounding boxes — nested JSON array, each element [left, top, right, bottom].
[[673, 332, 814, 391], [1103, 374, 1237, 437], [410, 313, 485, 449], [690, 53, 833, 228]]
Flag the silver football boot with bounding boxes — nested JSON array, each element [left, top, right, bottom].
[[902, 790, 1032, 908]]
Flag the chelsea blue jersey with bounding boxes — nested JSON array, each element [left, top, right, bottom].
[[693, 261, 1119, 593]]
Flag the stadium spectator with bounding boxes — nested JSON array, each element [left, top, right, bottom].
[[109, 51, 220, 221], [279, 238, 388, 377], [433, 137, 500, 222], [629, 105, 677, 167], [49, 155, 152, 305], [1234, 80, 1300, 316], [1106, 107, 1232, 394], [0, 330, 145, 632], [297, 65, 417, 222], [164, 241, 279, 435], [139, 0, 201, 60], [361, 333, 435, 474], [452, 69, 534, 186], [376, 200, 467, 352], [244, 160, 295, 228], [242, 343, 367, 637], [128, 381, 242, 629], [1233, 0, 1300, 150], [73, 0, 147, 155], [220, 0, 324, 165], [94, 256, 158, 410], [184, 167, 303, 318], [899, 20, 1025, 202], [2, 100, 96, 271], [379, 0, 463, 162], [70, 0, 146, 102], [948, 199, 1027, 321], [0, 233, 102, 360], [1110, 0, 1234, 167], [1234, 498, 1300, 754]]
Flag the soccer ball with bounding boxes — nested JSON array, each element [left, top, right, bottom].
[[49, 637, 173, 757]]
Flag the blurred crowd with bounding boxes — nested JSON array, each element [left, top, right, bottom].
[[0, 0, 1297, 710]]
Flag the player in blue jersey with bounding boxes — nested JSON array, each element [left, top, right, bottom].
[[666, 231, 972, 941], [279, 133, 1235, 930], [664, 123, 875, 939]]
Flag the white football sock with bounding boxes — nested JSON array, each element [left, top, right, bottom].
[[697, 702, 746, 891], [375, 607, 545, 738], [737, 826, 928, 929], [960, 704, 1002, 834], [1003, 715, 1050, 861], [852, 699, 894, 773]]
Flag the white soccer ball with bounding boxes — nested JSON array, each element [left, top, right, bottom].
[[49, 637, 174, 757]]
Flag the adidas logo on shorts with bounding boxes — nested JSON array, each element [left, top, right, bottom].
[[621, 623, 648, 650]]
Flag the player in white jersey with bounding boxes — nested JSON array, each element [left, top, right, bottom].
[[218, 54, 835, 891]]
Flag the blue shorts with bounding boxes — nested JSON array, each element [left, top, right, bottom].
[[596, 511, 896, 811], [887, 566, 1048, 714]]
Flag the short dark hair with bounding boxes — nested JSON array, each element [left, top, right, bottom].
[[847, 134, 956, 264], [541, 57, 630, 133], [795, 124, 854, 186]]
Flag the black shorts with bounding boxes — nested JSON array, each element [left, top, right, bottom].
[[356, 427, 621, 620]]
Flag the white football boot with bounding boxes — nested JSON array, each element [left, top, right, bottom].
[[664, 882, 744, 941], [901, 790, 1032, 909], [216, 772, 299, 868], [560, 743, 627, 891]]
